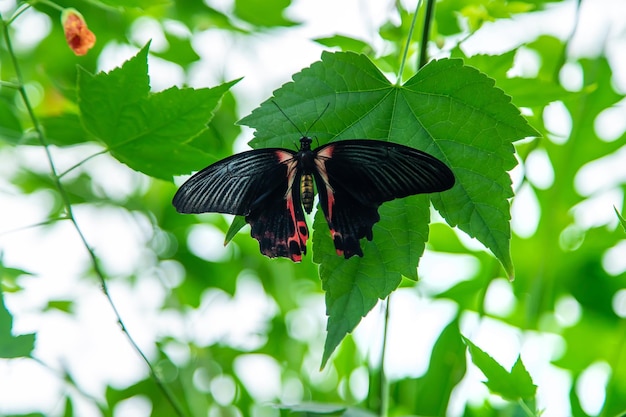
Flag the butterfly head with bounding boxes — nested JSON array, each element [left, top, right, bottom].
[[299, 136, 313, 151]]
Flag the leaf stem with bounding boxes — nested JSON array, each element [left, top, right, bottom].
[[30, 0, 66, 13], [0, 216, 69, 237], [31, 356, 110, 415], [1, 13, 187, 417], [6, 2, 32, 25], [518, 398, 537, 417], [0, 80, 20, 88], [58, 148, 110, 178], [396, 0, 422, 85], [418, 0, 436, 69]]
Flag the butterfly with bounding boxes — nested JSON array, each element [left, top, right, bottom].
[[173, 107, 455, 262]]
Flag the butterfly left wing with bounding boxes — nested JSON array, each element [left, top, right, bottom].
[[173, 149, 309, 262], [312, 140, 455, 258], [173, 149, 291, 215]]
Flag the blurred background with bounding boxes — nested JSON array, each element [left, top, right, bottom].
[[1, 0, 626, 416]]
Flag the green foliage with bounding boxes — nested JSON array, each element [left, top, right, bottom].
[[464, 337, 537, 402], [1, 0, 625, 416], [77, 44, 240, 181], [0, 286, 35, 358], [391, 318, 466, 415], [234, 0, 297, 27], [616, 208, 626, 233], [240, 51, 535, 363]]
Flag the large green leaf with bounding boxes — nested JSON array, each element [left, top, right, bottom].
[[77, 43, 239, 181], [315, 197, 430, 367], [239, 51, 536, 364]]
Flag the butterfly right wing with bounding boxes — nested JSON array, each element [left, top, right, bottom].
[[311, 140, 455, 258], [172, 149, 309, 262]]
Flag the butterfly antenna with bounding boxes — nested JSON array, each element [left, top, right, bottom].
[[272, 101, 330, 137], [304, 103, 330, 136], [272, 101, 305, 137]]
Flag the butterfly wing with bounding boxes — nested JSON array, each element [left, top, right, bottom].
[[312, 140, 455, 258], [172, 149, 308, 262], [173, 149, 289, 215], [246, 167, 309, 262]]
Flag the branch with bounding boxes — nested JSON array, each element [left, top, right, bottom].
[[418, 0, 436, 69]]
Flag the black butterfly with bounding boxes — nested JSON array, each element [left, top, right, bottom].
[[173, 112, 455, 262]]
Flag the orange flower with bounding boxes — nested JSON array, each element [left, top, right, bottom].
[[61, 8, 96, 56]]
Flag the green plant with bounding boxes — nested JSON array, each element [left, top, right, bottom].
[[1, 0, 625, 416]]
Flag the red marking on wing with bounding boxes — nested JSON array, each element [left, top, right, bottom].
[[275, 150, 296, 163], [314, 145, 341, 252], [285, 191, 308, 262], [314, 145, 336, 223], [281, 150, 308, 262]]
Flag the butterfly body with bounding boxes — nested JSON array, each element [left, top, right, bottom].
[[173, 136, 455, 262], [300, 173, 315, 214]]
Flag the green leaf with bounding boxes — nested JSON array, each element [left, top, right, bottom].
[[0, 98, 23, 144], [464, 337, 537, 401], [224, 215, 247, 245], [615, 207, 626, 233], [63, 396, 74, 417], [315, 196, 430, 366], [40, 113, 93, 147], [510, 357, 537, 399], [404, 58, 538, 279], [91, 0, 170, 9], [0, 261, 34, 292], [77, 43, 240, 181], [414, 318, 467, 414], [45, 300, 74, 313], [274, 402, 346, 414], [234, 0, 298, 27], [392, 318, 467, 415], [239, 52, 535, 363], [314, 35, 372, 54], [0, 286, 36, 358], [151, 31, 201, 67]]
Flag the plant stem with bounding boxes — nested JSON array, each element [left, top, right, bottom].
[[1, 13, 187, 417], [555, 0, 583, 80], [599, 318, 626, 416], [396, 0, 422, 85], [378, 298, 391, 417], [31, 356, 110, 415], [418, 0, 436, 69]]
